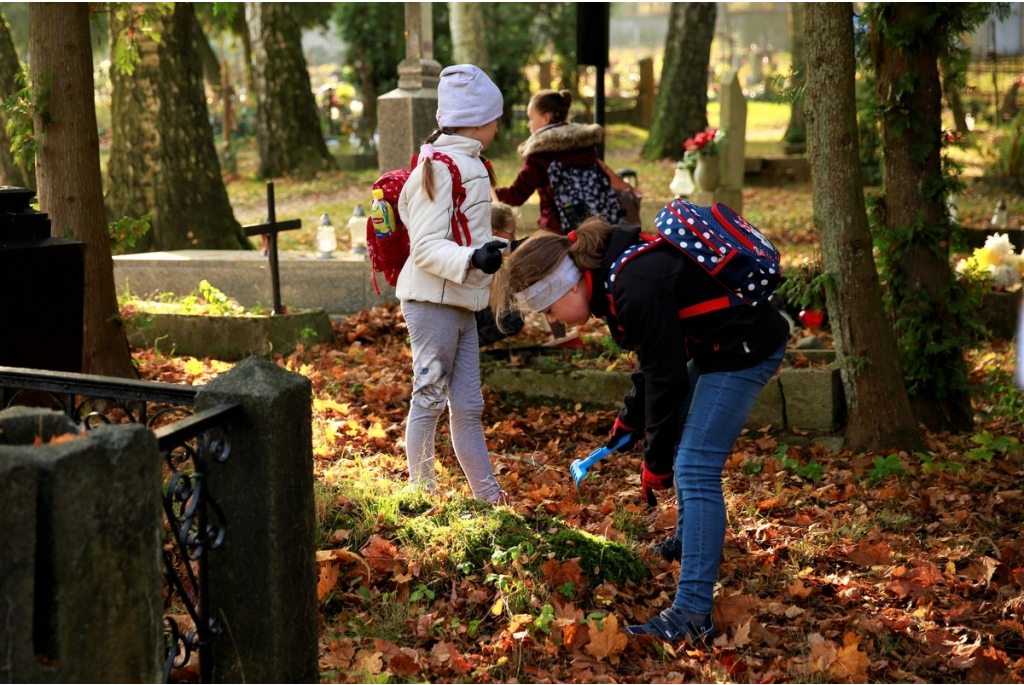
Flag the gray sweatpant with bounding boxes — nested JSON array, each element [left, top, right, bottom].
[[401, 300, 501, 502]]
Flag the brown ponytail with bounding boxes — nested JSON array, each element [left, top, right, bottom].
[[418, 128, 454, 201], [494, 217, 613, 324]]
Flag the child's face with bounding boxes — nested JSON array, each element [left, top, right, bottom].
[[542, 278, 591, 326], [527, 104, 552, 133]]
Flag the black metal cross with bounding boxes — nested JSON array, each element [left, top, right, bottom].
[[242, 182, 302, 315]]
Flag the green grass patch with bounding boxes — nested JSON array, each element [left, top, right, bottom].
[[316, 473, 648, 592]]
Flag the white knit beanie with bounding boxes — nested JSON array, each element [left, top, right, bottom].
[[436, 65, 504, 128]]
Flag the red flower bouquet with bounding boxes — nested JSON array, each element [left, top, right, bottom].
[[680, 128, 725, 169]]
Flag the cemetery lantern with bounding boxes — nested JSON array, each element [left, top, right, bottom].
[[992, 199, 1009, 230], [348, 204, 368, 255], [316, 213, 337, 259]]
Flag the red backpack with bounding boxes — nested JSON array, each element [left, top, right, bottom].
[[366, 151, 471, 294]]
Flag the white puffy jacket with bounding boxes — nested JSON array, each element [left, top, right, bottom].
[[396, 134, 496, 312]]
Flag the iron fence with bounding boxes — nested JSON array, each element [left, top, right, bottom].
[[0, 365, 238, 684]]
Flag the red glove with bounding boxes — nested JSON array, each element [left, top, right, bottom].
[[641, 462, 673, 506], [606, 417, 643, 453]]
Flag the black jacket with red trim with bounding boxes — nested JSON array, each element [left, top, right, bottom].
[[588, 226, 790, 477]]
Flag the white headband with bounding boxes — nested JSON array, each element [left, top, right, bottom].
[[514, 255, 583, 312]]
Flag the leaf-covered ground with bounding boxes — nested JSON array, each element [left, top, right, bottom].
[[136, 302, 1024, 684]]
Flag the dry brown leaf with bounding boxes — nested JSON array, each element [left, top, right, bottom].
[[788, 578, 814, 599], [354, 649, 383, 675], [360, 534, 402, 574], [540, 559, 585, 588], [713, 592, 760, 630], [966, 645, 1012, 684], [316, 562, 339, 601], [829, 631, 871, 683], [584, 614, 627, 663], [732, 617, 752, 648], [847, 539, 892, 567], [807, 633, 837, 673]]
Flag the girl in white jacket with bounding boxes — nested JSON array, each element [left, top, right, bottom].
[[396, 64, 509, 505]]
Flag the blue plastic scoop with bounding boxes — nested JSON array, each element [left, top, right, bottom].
[[570, 434, 631, 489]]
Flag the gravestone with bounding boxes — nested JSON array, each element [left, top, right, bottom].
[[377, 3, 441, 172], [694, 71, 746, 213]]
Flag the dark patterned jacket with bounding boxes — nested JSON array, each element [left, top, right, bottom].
[[495, 122, 605, 235]]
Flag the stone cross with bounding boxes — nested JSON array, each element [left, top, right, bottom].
[[377, 2, 443, 172]]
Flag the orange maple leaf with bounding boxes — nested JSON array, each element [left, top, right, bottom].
[[828, 631, 871, 683], [584, 614, 627, 663]]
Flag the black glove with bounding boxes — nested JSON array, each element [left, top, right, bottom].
[[606, 417, 642, 453], [641, 462, 673, 507], [471, 240, 506, 274]]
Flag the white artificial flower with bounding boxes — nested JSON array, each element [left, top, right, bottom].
[[984, 232, 1016, 263]]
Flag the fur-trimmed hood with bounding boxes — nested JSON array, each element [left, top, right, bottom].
[[518, 122, 604, 158]]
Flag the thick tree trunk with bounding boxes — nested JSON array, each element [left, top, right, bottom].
[[29, 4, 135, 378], [871, 3, 973, 432], [106, 3, 248, 252], [450, 3, 488, 67], [246, 2, 335, 179], [783, 2, 807, 145], [805, 3, 922, 453], [642, 2, 715, 161], [0, 11, 32, 188]]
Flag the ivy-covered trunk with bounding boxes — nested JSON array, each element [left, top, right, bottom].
[[868, 3, 973, 432], [642, 2, 715, 161], [106, 3, 248, 252], [29, 4, 135, 378], [246, 2, 335, 179], [805, 3, 922, 453], [0, 11, 32, 188]]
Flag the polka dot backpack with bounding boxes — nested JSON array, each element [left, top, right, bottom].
[[605, 199, 781, 319]]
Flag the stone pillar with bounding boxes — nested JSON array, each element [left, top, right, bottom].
[[539, 60, 553, 90], [377, 2, 443, 172], [0, 407, 162, 683], [636, 57, 655, 129], [694, 70, 746, 212], [195, 356, 318, 684]]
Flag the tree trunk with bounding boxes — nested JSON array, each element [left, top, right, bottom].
[[0, 11, 32, 188], [232, 8, 256, 98], [941, 59, 969, 134], [246, 2, 335, 179], [450, 3, 488, 67], [29, 4, 135, 379], [783, 2, 807, 145], [106, 3, 248, 252], [805, 3, 922, 453], [642, 2, 715, 161], [870, 3, 973, 432], [193, 12, 222, 99]]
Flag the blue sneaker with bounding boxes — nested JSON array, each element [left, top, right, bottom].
[[625, 608, 715, 644], [650, 535, 681, 562]]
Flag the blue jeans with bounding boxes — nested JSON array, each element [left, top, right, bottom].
[[671, 343, 785, 615]]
